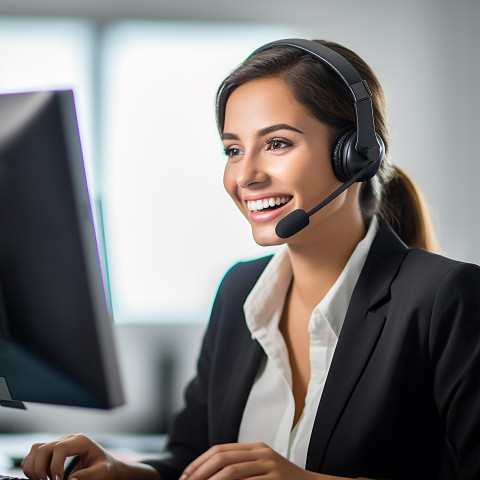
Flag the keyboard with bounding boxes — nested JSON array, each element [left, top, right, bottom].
[[0, 476, 27, 480]]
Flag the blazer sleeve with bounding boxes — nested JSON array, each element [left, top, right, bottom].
[[429, 262, 480, 479], [141, 270, 227, 480]]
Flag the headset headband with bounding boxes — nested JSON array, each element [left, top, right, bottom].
[[251, 38, 382, 162]]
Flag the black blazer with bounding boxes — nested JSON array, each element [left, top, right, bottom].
[[145, 221, 480, 480]]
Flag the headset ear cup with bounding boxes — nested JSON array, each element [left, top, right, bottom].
[[332, 129, 357, 182], [332, 129, 384, 182], [360, 134, 384, 180]]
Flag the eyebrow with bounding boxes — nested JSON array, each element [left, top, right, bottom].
[[221, 123, 305, 141]]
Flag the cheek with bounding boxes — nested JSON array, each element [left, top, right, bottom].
[[295, 161, 342, 212], [223, 165, 242, 206], [222, 165, 234, 197], [289, 153, 337, 194]]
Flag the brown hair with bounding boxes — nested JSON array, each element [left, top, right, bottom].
[[215, 40, 439, 252]]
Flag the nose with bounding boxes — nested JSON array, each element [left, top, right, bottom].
[[235, 151, 269, 189]]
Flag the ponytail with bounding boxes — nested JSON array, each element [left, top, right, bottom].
[[379, 165, 439, 253]]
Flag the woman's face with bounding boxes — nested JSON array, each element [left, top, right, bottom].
[[222, 77, 358, 247]]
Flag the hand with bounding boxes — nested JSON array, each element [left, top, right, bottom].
[[178, 442, 322, 480], [21, 433, 161, 480], [21, 434, 121, 480]]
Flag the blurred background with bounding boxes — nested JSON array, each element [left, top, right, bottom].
[[0, 0, 479, 438]]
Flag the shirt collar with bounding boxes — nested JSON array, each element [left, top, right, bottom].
[[243, 245, 292, 336], [313, 216, 378, 336], [244, 217, 379, 338]]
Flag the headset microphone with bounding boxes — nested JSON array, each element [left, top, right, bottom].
[[275, 160, 378, 239]]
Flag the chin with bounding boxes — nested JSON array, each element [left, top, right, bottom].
[[250, 226, 286, 247]]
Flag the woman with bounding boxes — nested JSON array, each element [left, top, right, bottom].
[[22, 39, 480, 480]]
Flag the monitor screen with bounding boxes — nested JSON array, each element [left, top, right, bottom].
[[0, 90, 124, 410]]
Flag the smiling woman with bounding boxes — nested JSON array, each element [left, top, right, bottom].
[[222, 77, 345, 248], [21, 38, 480, 480]]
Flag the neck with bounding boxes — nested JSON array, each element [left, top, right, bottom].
[[286, 209, 366, 313]]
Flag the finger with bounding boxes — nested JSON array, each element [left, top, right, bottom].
[[32, 443, 55, 480], [63, 455, 81, 478], [208, 459, 268, 480], [64, 459, 111, 480], [22, 443, 49, 480], [49, 442, 82, 480], [22, 435, 85, 480], [49, 434, 99, 480], [182, 443, 259, 477], [183, 445, 263, 480]]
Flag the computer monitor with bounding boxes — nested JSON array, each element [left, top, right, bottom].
[[0, 90, 124, 410]]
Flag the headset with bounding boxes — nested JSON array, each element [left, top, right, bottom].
[[250, 39, 385, 238]]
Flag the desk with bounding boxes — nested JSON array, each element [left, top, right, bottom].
[[0, 433, 167, 478]]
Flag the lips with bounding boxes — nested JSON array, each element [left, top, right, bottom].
[[244, 194, 293, 223], [246, 195, 292, 212]]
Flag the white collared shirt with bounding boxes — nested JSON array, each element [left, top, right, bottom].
[[238, 217, 379, 468]]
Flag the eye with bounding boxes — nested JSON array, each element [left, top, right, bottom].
[[265, 137, 292, 152], [223, 146, 243, 158]]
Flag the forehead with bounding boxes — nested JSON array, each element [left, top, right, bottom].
[[223, 77, 313, 133]]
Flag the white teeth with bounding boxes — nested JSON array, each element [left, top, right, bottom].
[[247, 196, 291, 212]]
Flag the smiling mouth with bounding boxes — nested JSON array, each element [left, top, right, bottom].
[[247, 195, 293, 212]]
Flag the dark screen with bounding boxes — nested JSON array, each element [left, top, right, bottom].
[[0, 90, 124, 410]]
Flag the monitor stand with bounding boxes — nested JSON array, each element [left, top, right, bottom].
[[0, 377, 26, 410]]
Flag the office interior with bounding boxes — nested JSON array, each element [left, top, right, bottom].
[[0, 0, 479, 462]]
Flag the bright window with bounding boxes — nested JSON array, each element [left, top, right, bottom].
[[101, 23, 304, 322], [0, 18, 95, 189]]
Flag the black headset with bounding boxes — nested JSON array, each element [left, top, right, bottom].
[[251, 38, 385, 183], [250, 39, 385, 238]]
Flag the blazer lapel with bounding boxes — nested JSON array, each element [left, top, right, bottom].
[[306, 221, 409, 471], [211, 310, 265, 445], [206, 256, 273, 445]]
